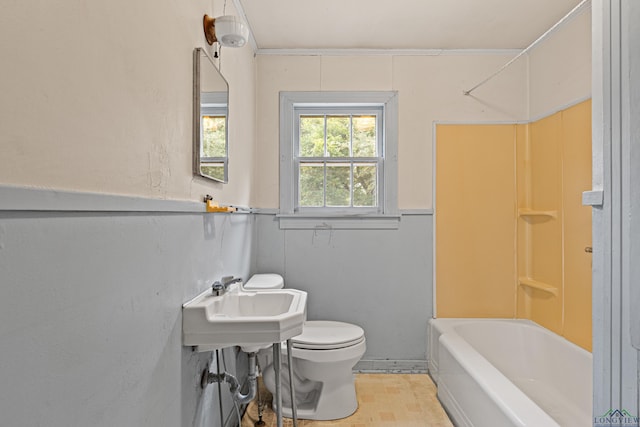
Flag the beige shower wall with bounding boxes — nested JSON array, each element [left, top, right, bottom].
[[254, 54, 528, 209]]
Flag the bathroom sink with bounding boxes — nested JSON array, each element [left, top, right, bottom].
[[182, 288, 307, 352]]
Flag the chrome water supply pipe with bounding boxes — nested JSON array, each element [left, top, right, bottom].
[[286, 339, 298, 427], [273, 343, 283, 427], [215, 350, 224, 427]]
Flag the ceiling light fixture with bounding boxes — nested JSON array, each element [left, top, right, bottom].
[[203, 14, 249, 48]]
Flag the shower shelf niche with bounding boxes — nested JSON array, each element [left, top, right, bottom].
[[518, 277, 559, 296], [517, 208, 558, 218]]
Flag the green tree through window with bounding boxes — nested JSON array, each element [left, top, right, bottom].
[[279, 92, 398, 222], [202, 116, 226, 158], [199, 114, 227, 181], [297, 113, 379, 209]]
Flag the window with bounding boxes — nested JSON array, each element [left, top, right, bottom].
[[280, 92, 398, 228], [199, 92, 228, 182], [297, 108, 382, 211]]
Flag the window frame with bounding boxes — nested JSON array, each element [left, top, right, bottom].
[[279, 91, 399, 229]]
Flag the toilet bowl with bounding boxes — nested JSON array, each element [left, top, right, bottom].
[[244, 274, 366, 421]]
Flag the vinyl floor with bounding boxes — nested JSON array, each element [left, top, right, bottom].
[[241, 373, 453, 427]]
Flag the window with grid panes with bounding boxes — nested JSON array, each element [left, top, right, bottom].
[[296, 108, 382, 212], [279, 92, 398, 222]]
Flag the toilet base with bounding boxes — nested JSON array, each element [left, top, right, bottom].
[[273, 374, 358, 421], [258, 323, 366, 421]]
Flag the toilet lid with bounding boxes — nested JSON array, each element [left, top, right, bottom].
[[244, 274, 284, 290], [292, 321, 365, 350]]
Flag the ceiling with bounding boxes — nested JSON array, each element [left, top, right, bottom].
[[235, 0, 585, 52]]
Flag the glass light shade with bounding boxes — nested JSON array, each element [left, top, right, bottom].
[[215, 15, 249, 47]]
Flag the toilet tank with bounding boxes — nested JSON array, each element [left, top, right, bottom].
[[244, 273, 284, 290]]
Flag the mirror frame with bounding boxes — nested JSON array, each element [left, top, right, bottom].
[[193, 47, 229, 183]]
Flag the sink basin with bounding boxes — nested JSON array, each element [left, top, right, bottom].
[[182, 288, 307, 352]]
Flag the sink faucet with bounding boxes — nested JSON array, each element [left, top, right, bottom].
[[211, 276, 243, 296]]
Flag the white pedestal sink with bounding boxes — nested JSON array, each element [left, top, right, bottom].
[[182, 287, 307, 352]]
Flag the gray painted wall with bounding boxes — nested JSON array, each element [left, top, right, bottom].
[[625, 0, 640, 350], [254, 213, 433, 368], [0, 186, 434, 427], [0, 207, 254, 427]]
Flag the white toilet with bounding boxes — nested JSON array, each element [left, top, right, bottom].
[[244, 274, 366, 421]]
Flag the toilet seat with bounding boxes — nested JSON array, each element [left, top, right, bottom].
[[292, 321, 365, 350], [246, 274, 365, 420]]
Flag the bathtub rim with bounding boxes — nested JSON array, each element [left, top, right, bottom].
[[428, 317, 592, 383], [429, 318, 592, 427], [438, 331, 561, 427]]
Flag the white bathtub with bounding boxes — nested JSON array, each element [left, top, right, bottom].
[[428, 318, 592, 427]]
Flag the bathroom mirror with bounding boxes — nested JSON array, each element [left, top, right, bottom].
[[193, 47, 229, 183]]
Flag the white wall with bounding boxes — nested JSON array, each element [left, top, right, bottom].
[[255, 54, 528, 210], [528, 8, 592, 119], [250, 8, 591, 210], [0, 0, 256, 207], [0, 1, 258, 426]]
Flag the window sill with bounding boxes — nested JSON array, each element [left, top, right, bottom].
[[276, 214, 401, 230]]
